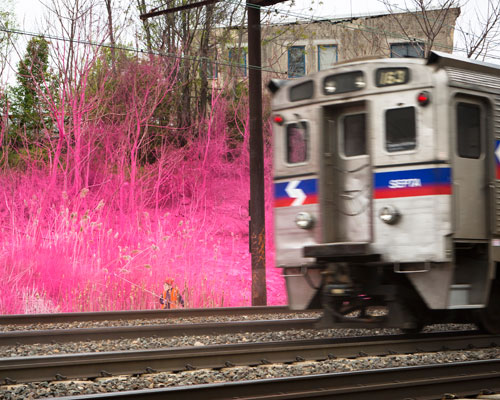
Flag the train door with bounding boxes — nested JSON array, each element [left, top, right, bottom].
[[451, 96, 488, 239], [323, 102, 372, 243]]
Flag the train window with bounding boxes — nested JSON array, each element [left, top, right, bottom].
[[289, 80, 314, 102], [286, 122, 308, 164], [385, 107, 416, 152], [457, 103, 481, 159], [343, 114, 366, 157]]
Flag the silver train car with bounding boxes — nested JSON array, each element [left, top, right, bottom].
[[269, 51, 500, 333]]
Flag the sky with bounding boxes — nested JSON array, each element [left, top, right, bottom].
[[11, 1, 399, 29], [11, 0, 480, 31], [10, 0, 492, 42]]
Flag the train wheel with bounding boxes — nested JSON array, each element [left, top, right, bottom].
[[395, 305, 424, 334], [400, 321, 424, 334], [476, 280, 500, 334]]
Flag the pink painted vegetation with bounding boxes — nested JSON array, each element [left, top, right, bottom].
[[0, 55, 285, 314]]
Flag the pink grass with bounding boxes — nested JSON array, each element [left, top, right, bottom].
[[0, 56, 285, 314]]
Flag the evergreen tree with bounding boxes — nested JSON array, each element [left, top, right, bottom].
[[10, 36, 54, 144]]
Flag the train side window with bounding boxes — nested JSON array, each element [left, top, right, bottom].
[[286, 122, 308, 164], [385, 106, 416, 152], [457, 102, 481, 159], [343, 113, 366, 157], [289, 80, 314, 102]]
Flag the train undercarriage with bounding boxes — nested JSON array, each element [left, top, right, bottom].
[[297, 243, 500, 334]]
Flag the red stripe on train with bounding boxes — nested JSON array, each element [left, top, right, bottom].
[[374, 184, 452, 199]]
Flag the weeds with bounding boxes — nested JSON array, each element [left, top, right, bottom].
[[0, 55, 284, 313]]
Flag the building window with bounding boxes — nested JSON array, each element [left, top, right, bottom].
[[390, 42, 425, 58], [385, 106, 416, 152], [228, 47, 247, 77], [457, 102, 481, 159], [288, 46, 306, 78], [202, 53, 217, 79], [318, 44, 337, 71], [286, 122, 308, 163]]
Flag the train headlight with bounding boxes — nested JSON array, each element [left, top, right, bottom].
[[324, 78, 337, 94], [354, 75, 366, 88], [378, 206, 400, 225], [295, 212, 315, 229]]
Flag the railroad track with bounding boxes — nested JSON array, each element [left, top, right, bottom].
[[1, 331, 498, 385], [19, 359, 500, 400], [2, 309, 498, 399], [0, 318, 320, 346], [0, 306, 294, 325]]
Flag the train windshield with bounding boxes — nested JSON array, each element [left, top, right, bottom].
[[289, 80, 314, 102], [323, 71, 365, 95], [385, 107, 416, 152]]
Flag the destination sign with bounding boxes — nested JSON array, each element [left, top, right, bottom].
[[376, 68, 409, 87]]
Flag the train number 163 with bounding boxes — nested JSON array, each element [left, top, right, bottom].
[[377, 68, 409, 86]]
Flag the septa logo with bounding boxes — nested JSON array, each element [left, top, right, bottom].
[[274, 179, 318, 207]]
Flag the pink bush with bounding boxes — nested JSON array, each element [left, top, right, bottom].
[[0, 56, 285, 314]]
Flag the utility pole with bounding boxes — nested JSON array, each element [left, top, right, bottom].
[[246, 0, 286, 305], [140, 0, 287, 306], [247, 2, 266, 306]]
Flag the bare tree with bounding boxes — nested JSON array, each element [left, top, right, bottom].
[[381, 0, 500, 60], [104, 0, 116, 69], [135, 0, 248, 126], [0, 0, 16, 83], [382, 0, 459, 57], [458, 0, 500, 59], [136, 0, 153, 53]]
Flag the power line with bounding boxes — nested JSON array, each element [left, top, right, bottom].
[[0, 24, 287, 76], [3, 2, 498, 78]]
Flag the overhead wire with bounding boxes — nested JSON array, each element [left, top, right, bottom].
[[0, 23, 287, 76], [2, 0, 499, 81], [0, 2, 459, 70]]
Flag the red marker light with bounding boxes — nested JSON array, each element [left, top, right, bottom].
[[274, 115, 284, 125], [417, 91, 430, 106]]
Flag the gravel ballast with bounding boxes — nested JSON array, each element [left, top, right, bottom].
[[0, 314, 486, 399], [1, 347, 499, 399], [0, 322, 478, 358]]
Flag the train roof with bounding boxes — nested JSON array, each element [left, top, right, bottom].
[[427, 51, 500, 76]]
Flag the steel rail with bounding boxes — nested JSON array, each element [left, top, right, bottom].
[[0, 306, 295, 325], [36, 359, 500, 400], [1, 331, 498, 385], [0, 318, 320, 346]]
